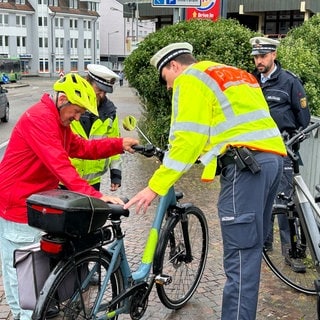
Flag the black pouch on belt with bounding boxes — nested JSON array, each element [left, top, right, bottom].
[[236, 147, 261, 174]]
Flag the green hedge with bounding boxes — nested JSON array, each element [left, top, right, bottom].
[[277, 14, 320, 116]]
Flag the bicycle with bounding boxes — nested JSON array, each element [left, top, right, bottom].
[[262, 122, 320, 303], [28, 117, 209, 319]]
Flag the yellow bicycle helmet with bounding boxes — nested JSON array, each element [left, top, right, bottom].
[[53, 73, 98, 116]]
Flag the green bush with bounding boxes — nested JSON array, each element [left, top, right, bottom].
[[277, 14, 320, 116], [124, 18, 256, 147]]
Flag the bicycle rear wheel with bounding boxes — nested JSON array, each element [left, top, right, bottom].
[[153, 206, 209, 309], [33, 250, 124, 319], [263, 212, 318, 295]]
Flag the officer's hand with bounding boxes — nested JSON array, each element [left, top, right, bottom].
[[110, 183, 120, 191]]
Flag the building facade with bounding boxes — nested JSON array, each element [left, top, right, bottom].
[[0, 0, 100, 77], [227, 0, 320, 37]]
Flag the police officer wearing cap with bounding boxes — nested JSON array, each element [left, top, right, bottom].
[[70, 64, 122, 191], [124, 42, 287, 320], [250, 36, 311, 273]]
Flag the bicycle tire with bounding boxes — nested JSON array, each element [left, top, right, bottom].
[[153, 206, 209, 309], [263, 213, 317, 295], [33, 250, 124, 319]]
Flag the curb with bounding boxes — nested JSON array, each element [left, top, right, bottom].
[[3, 82, 30, 89]]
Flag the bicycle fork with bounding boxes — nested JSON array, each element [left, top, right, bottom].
[[156, 209, 193, 278], [288, 213, 306, 259]]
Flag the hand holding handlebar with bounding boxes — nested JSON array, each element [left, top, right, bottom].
[[132, 144, 165, 161], [122, 137, 140, 153]]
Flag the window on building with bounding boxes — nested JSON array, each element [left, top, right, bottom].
[[0, 35, 9, 47], [0, 0, 8, 3], [39, 37, 48, 48], [69, 0, 78, 9], [0, 14, 9, 25], [38, 16, 48, 27], [55, 38, 63, 48], [71, 38, 78, 49], [55, 59, 64, 72], [84, 60, 91, 70], [84, 39, 91, 49], [70, 19, 78, 29], [54, 18, 63, 29], [70, 60, 78, 72], [264, 10, 305, 37], [48, 0, 58, 5], [88, 1, 99, 11], [55, 17, 63, 28], [83, 20, 92, 30], [39, 58, 49, 73], [17, 36, 26, 47], [15, 0, 26, 4], [16, 15, 26, 26]]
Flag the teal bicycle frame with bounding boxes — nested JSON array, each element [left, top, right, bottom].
[[97, 185, 178, 318]]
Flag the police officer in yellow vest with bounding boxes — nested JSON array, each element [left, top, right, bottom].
[[124, 42, 287, 320], [70, 64, 122, 191]]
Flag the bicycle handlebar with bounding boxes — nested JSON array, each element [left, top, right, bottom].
[[285, 122, 320, 162], [286, 122, 320, 148], [133, 144, 165, 162]]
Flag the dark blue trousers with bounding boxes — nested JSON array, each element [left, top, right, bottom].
[[218, 152, 283, 320], [265, 156, 293, 254]]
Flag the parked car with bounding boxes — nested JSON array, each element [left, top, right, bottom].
[[0, 85, 9, 123]]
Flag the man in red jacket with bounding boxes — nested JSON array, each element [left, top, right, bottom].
[[0, 73, 138, 320]]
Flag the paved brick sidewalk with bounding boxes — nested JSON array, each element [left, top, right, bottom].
[[0, 83, 317, 319]]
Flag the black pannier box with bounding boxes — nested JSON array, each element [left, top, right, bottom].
[[27, 189, 110, 236]]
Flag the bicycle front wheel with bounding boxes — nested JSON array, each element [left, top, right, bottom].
[[153, 206, 209, 309], [263, 214, 318, 295], [33, 250, 124, 319]]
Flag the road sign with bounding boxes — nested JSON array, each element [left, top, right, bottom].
[[152, 0, 201, 8]]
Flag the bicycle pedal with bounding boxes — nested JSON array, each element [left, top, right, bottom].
[[155, 274, 172, 285]]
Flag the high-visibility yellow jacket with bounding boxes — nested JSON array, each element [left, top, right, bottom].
[[70, 98, 122, 186], [149, 61, 287, 196]]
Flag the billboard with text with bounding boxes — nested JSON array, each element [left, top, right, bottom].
[[186, 0, 220, 21]]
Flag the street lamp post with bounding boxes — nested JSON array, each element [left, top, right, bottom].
[[107, 30, 119, 68], [48, 11, 56, 78], [110, 7, 127, 56]]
